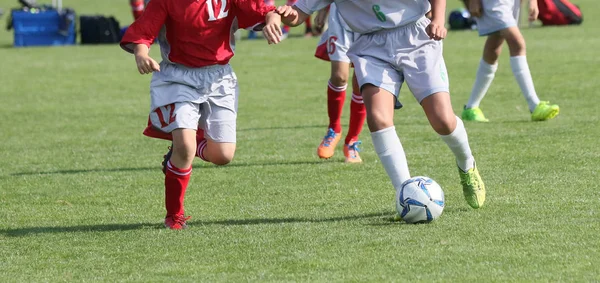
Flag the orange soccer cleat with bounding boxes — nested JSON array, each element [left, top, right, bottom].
[[343, 140, 362, 163], [317, 128, 341, 159]]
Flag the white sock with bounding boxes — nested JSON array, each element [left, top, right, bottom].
[[371, 126, 411, 190], [466, 59, 498, 109], [510, 56, 540, 112], [439, 117, 475, 172]]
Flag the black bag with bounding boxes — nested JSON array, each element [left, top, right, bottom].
[[80, 15, 121, 44]]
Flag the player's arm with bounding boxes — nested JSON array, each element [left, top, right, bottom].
[[426, 0, 447, 41], [276, 0, 331, 27], [465, 0, 482, 18], [528, 0, 539, 22], [275, 5, 309, 27], [235, 0, 283, 44], [314, 6, 329, 29], [120, 0, 167, 74]]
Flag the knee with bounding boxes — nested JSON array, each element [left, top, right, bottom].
[[210, 151, 234, 166], [431, 116, 457, 136], [366, 110, 393, 132], [330, 73, 348, 87], [507, 36, 526, 55], [173, 143, 196, 164]]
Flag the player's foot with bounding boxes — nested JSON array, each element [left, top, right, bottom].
[[461, 106, 489, 122], [317, 128, 341, 159], [343, 140, 362, 163], [162, 144, 173, 174], [531, 101, 559, 121], [458, 164, 486, 209], [164, 214, 191, 230]]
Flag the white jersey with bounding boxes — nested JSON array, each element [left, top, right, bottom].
[[295, 0, 431, 34]]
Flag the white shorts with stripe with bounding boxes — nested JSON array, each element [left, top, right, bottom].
[[347, 17, 449, 104], [314, 4, 358, 63], [475, 0, 520, 36], [148, 62, 238, 143]]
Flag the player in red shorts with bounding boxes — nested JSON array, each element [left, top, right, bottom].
[[313, 4, 365, 163], [121, 0, 284, 230]]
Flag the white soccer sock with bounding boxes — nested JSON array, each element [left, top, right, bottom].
[[439, 117, 475, 172], [371, 126, 411, 190], [510, 56, 540, 112], [466, 59, 498, 109]]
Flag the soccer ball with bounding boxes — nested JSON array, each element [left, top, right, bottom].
[[396, 176, 445, 224]]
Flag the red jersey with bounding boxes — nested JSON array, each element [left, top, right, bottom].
[[121, 0, 275, 68]]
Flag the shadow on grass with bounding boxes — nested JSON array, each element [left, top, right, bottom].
[[9, 160, 328, 176], [237, 124, 325, 132], [2, 211, 395, 237]]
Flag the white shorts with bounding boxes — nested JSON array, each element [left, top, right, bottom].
[[148, 63, 238, 143], [347, 17, 449, 104], [475, 0, 520, 36], [314, 4, 358, 63]]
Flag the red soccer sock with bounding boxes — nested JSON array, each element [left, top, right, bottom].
[[130, 0, 145, 20], [164, 161, 192, 217], [346, 92, 366, 144], [327, 80, 347, 133], [196, 128, 209, 162], [305, 16, 312, 29]]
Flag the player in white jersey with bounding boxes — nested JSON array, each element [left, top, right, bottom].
[[461, 0, 559, 122], [277, 0, 486, 209], [313, 4, 365, 163]]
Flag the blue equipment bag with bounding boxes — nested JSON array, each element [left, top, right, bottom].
[[10, 6, 76, 47]]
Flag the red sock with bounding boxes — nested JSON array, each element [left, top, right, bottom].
[[346, 92, 366, 144], [195, 128, 209, 162], [305, 16, 312, 29], [327, 80, 346, 133], [164, 161, 192, 216], [130, 0, 145, 20], [283, 25, 290, 33]]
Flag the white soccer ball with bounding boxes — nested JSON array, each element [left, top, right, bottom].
[[396, 176, 445, 224]]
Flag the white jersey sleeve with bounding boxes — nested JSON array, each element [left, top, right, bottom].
[[294, 0, 334, 15]]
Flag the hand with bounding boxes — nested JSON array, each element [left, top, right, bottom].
[[314, 7, 328, 29], [263, 12, 283, 44], [276, 5, 297, 18], [468, 0, 482, 18], [426, 19, 447, 41], [135, 54, 160, 74], [528, 0, 539, 22]]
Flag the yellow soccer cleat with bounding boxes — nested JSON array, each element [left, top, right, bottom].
[[531, 101, 560, 121], [458, 164, 486, 209], [461, 106, 489, 122]]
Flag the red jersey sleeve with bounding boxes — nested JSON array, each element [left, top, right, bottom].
[[120, 0, 168, 53], [235, 0, 276, 30]]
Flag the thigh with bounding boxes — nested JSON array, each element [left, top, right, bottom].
[[199, 70, 238, 143], [362, 84, 396, 132]]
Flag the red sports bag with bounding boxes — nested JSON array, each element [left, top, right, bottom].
[[537, 0, 583, 25]]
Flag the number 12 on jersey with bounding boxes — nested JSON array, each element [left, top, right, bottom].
[[206, 0, 229, 21]]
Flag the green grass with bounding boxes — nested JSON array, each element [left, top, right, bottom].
[[1, 0, 599, 281]]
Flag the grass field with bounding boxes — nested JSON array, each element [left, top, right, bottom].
[[1, 0, 599, 281]]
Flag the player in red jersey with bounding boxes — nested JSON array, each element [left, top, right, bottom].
[[129, 0, 145, 20], [121, 0, 284, 230], [313, 4, 365, 163]]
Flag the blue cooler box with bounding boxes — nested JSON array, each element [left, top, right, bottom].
[[12, 9, 76, 47]]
